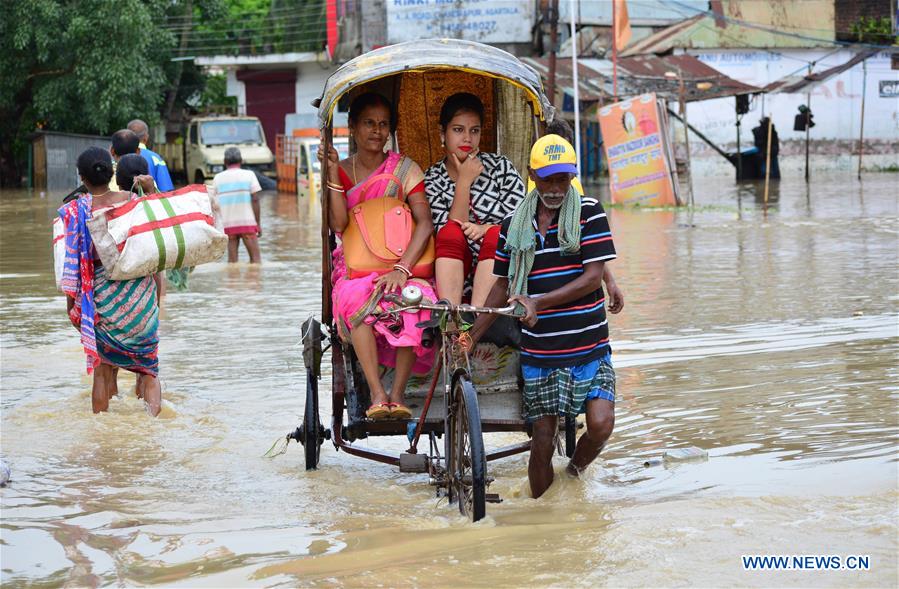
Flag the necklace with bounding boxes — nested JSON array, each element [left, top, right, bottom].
[[351, 153, 386, 185], [93, 188, 112, 198]]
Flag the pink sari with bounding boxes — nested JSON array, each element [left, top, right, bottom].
[[331, 152, 436, 375]]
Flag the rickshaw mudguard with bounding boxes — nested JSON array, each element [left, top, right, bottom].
[[300, 316, 324, 379]]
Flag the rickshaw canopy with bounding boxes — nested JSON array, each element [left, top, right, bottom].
[[314, 38, 553, 129]]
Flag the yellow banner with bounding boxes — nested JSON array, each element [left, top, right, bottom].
[[599, 94, 677, 206]]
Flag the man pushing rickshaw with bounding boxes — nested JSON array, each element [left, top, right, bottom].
[[469, 134, 618, 498]]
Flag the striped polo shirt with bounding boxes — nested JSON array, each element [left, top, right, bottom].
[[493, 197, 617, 368], [213, 167, 262, 236]]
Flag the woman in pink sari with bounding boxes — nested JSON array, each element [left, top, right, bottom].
[[320, 93, 436, 420]]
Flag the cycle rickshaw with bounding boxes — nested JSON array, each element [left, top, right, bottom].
[[291, 39, 578, 522]]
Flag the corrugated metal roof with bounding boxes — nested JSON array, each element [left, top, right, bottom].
[[764, 48, 885, 93], [519, 58, 605, 102], [523, 54, 759, 103], [623, 15, 704, 56]]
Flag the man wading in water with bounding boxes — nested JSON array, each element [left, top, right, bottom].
[[470, 134, 618, 498]]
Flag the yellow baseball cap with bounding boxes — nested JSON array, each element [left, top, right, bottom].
[[529, 134, 578, 178]]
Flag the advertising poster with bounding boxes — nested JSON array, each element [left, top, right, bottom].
[[599, 94, 678, 206], [386, 0, 533, 45]]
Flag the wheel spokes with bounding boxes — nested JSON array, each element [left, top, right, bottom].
[[456, 395, 474, 515]]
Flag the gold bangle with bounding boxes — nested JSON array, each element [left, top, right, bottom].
[[393, 264, 412, 277]]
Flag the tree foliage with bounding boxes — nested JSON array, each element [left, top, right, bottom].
[[0, 0, 325, 186], [184, 0, 326, 57], [848, 16, 897, 45], [0, 0, 178, 185]]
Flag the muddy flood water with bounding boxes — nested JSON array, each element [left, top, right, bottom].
[[1, 173, 897, 587]]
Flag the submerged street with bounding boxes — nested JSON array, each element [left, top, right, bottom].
[[1, 173, 896, 587]]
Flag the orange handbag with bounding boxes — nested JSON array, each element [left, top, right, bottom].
[[342, 173, 435, 279]]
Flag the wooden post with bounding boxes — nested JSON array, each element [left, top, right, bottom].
[[321, 127, 334, 324], [763, 115, 773, 205], [858, 58, 867, 180], [679, 70, 694, 206], [805, 64, 811, 183], [736, 113, 741, 181], [547, 0, 559, 104]]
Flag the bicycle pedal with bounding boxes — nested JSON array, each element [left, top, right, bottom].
[[485, 493, 503, 503]]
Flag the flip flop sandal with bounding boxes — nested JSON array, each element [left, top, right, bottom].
[[365, 403, 391, 420], [388, 403, 413, 420]]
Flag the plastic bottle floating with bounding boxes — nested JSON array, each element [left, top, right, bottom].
[[663, 447, 709, 463]]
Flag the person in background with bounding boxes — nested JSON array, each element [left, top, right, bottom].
[[531, 119, 623, 314], [112, 130, 185, 293], [128, 119, 175, 191], [106, 129, 141, 191], [212, 147, 262, 263], [59, 147, 163, 416], [116, 154, 157, 197], [752, 117, 780, 180], [469, 135, 618, 498], [425, 92, 525, 306], [63, 129, 141, 202]]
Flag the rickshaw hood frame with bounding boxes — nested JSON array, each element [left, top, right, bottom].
[[314, 39, 554, 129]]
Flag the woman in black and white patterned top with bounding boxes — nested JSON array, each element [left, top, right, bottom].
[[425, 93, 526, 305]]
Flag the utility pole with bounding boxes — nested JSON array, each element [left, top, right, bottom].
[[570, 0, 580, 169], [763, 115, 773, 205], [805, 64, 811, 182], [858, 58, 867, 179], [612, 0, 618, 100], [679, 70, 694, 206], [736, 112, 742, 181], [547, 0, 559, 106]]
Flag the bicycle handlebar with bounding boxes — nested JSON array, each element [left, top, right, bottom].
[[385, 301, 524, 318]]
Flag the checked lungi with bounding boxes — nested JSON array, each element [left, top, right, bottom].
[[521, 352, 616, 421]]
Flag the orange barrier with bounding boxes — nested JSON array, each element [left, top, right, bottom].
[[294, 127, 348, 137], [275, 134, 299, 193]]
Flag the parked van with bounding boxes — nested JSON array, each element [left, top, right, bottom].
[[184, 116, 275, 184], [297, 136, 349, 202]]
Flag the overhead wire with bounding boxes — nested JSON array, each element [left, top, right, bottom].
[[160, 9, 324, 37], [161, 8, 327, 31], [160, 14, 326, 35], [163, 24, 328, 42], [666, 0, 896, 49], [159, 11, 327, 54], [660, 2, 828, 66], [628, 0, 886, 36], [162, 2, 326, 22], [660, 0, 885, 84]]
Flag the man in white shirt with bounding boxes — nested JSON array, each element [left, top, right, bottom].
[[212, 147, 262, 263]]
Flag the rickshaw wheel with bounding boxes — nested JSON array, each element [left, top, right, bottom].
[[565, 415, 577, 458], [304, 368, 321, 470], [448, 375, 486, 522]]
